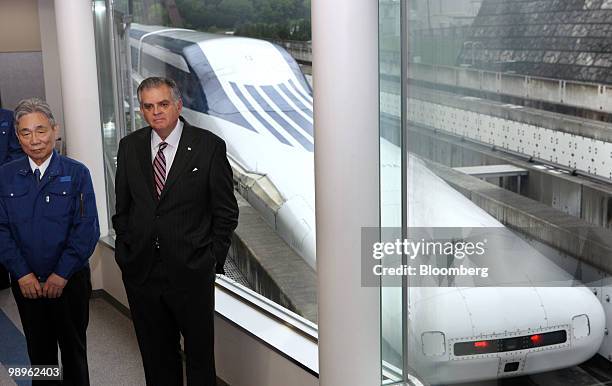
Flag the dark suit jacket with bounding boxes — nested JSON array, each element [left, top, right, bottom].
[[112, 117, 239, 285]]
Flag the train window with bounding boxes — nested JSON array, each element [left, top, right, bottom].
[[380, 0, 612, 384], [95, 0, 317, 337]]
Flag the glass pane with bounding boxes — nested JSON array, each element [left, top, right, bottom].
[[392, 0, 612, 384], [97, 0, 317, 323], [93, 0, 120, 229], [379, 0, 404, 384]]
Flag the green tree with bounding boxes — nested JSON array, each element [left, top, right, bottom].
[[217, 0, 255, 25], [254, 0, 300, 24], [158, 0, 312, 38]]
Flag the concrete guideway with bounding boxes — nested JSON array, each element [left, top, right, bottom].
[[400, 62, 612, 115], [380, 85, 612, 182], [426, 158, 612, 275]]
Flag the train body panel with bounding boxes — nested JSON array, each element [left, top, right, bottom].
[[181, 108, 316, 267]]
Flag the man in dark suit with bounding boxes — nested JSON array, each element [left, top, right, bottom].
[[112, 77, 239, 386], [0, 108, 25, 289]]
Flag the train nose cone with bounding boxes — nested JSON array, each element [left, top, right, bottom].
[[459, 287, 549, 334], [409, 286, 605, 384], [410, 287, 553, 340]]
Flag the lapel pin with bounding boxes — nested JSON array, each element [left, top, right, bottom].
[[187, 146, 192, 151], [192, 167, 198, 172]]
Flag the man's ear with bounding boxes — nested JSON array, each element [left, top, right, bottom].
[[177, 99, 183, 113]]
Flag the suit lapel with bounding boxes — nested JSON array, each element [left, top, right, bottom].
[[159, 122, 198, 202], [136, 127, 157, 202]]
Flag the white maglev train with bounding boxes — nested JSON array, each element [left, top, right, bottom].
[[130, 24, 605, 384], [381, 140, 605, 383]]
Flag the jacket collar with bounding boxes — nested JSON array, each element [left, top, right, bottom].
[[17, 150, 62, 178], [16, 150, 62, 191], [159, 117, 198, 202], [136, 127, 155, 201]]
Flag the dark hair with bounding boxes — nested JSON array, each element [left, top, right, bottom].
[[137, 76, 182, 104]]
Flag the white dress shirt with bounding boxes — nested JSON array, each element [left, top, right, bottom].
[[150, 119, 184, 178], [29, 154, 53, 180]]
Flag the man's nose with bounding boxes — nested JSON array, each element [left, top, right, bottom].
[[30, 132, 42, 143], [153, 105, 163, 114]]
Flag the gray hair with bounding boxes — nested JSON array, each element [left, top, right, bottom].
[[137, 76, 182, 104], [14, 97, 57, 128]]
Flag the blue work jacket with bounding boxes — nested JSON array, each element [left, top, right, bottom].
[[0, 151, 99, 281], [0, 109, 24, 165]]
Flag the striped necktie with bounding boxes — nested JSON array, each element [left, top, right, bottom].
[[153, 142, 168, 200]]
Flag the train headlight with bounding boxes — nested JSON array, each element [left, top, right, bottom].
[[572, 314, 590, 339], [421, 331, 446, 356]]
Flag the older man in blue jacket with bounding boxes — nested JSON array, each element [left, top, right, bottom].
[[0, 98, 99, 385], [0, 108, 24, 289]]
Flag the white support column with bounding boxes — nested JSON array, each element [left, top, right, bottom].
[[53, 0, 109, 235], [313, 1, 381, 385], [37, 0, 64, 132]]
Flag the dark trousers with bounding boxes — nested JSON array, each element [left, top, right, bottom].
[[0, 263, 9, 289], [12, 267, 92, 386], [124, 259, 216, 386]]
